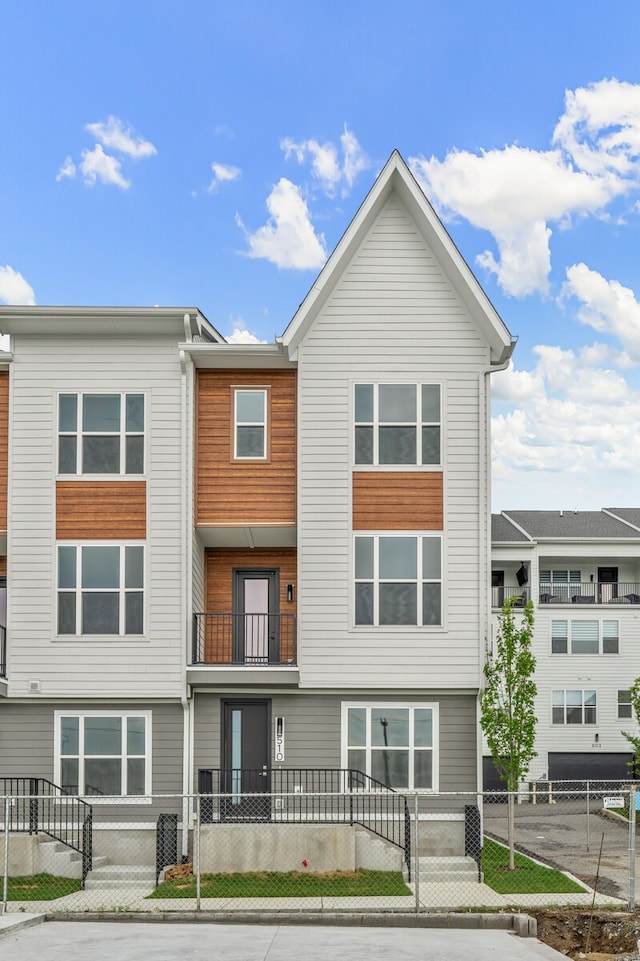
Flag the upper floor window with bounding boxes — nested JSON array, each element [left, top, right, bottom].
[[58, 544, 144, 636], [551, 619, 619, 655], [618, 690, 633, 720], [233, 388, 268, 460], [552, 689, 596, 725], [58, 393, 144, 475], [355, 534, 442, 626], [56, 711, 150, 797], [354, 384, 440, 466]]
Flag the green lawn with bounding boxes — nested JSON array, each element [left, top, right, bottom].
[[481, 838, 586, 894], [5, 873, 82, 900], [149, 868, 412, 899]]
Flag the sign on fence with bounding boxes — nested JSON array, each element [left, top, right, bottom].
[[603, 796, 624, 809]]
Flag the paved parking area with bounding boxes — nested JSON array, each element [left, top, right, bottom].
[[0, 920, 566, 961]]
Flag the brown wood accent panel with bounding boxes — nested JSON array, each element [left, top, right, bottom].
[[0, 370, 8, 533], [204, 548, 297, 663], [352, 472, 443, 530], [0, 556, 6, 575], [56, 481, 146, 539], [196, 370, 296, 527]]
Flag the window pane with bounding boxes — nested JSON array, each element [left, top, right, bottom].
[[379, 426, 416, 464], [347, 749, 366, 775], [236, 390, 265, 423], [125, 547, 144, 588], [571, 622, 598, 654], [552, 707, 565, 724], [85, 716, 121, 754], [379, 537, 416, 579], [58, 546, 76, 588], [83, 394, 120, 432], [125, 592, 143, 634], [421, 426, 440, 464], [355, 537, 374, 579], [552, 691, 565, 707], [414, 709, 433, 747], [82, 547, 119, 588], [347, 708, 366, 747], [236, 426, 264, 457], [127, 758, 145, 795], [354, 425, 373, 464], [414, 751, 433, 789], [126, 394, 144, 432], [127, 717, 146, 755], [85, 758, 121, 796], [619, 703, 632, 719], [126, 435, 144, 473], [551, 637, 568, 654], [372, 709, 409, 746], [59, 436, 77, 473], [82, 593, 120, 634], [371, 750, 408, 789], [354, 385, 373, 422], [83, 435, 120, 473], [422, 583, 442, 625], [59, 394, 77, 431], [566, 707, 582, 724], [603, 636, 619, 654], [61, 758, 79, 794], [379, 385, 415, 422], [60, 717, 79, 755], [421, 385, 440, 422], [58, 592, 76, 634], [380, 583, 417, 624], [422, 538, 441, 579], [355, 582, 374, 625]]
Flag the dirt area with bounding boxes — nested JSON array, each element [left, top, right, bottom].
[[531, 909, 640, 959]]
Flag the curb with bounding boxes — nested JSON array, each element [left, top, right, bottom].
[[0, 914, 46, 939]]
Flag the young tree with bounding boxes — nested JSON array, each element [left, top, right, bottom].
[[622, 677, 640, 778], [480, 595, 537, 870]]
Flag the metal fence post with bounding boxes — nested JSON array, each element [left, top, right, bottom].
[[2, 796, 9, 913], [413, 793, 420, 913], [586, 779, 590, 853], [195, 793, 201, 912], [629, 787, 636, 910]]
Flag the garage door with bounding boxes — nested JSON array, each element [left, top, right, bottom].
[[548, 752, 633, 782]]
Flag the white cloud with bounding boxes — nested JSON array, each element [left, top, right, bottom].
[[85, 116, 157, 159], [80, 145, 130, 189], [281, 126, 370, 197], [237, 178, 327, 270], [0, 265, 36, 305], [561, 263, 640, 362], [225, 318, 268, 344], [56, 156, 76, 181], [208, 162, 241, 193], [409, 79, 640, 298]]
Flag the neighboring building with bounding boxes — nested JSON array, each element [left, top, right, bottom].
[[0, 152, 513, 855], [490, 509, 640, 786]]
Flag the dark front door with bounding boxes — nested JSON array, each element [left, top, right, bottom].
[[233, 569, 279, 664], [222, 700, 271, 819], [598, 567, 618, 603]]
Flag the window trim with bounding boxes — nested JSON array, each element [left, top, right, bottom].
[[341, 702, 439, 792], [56, 543, 145, 638], [550, 619, 619, 655], [54, 710, 152, 801], [230, 386, 271, 462], [353, 382, 442, 469], [57, 391, 145, 477], [551, 689, 597, 725]]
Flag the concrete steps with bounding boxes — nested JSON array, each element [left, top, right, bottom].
[[83, 864, 156, 890], [37, 838, 107, 879], [415, 856, 481, 884]]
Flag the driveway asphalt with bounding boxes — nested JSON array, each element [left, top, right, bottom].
[[0, 920, 567, 961]]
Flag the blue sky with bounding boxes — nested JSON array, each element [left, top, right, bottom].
[[2, 1, 640, 511]]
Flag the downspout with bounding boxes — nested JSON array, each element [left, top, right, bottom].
[[180, 324, 194, 859]]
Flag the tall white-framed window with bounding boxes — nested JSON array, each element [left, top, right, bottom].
[[354, 534, 442, 626], [55, 711, 151, 797], [552, 690, 597, 725], [551, 619, 619, 654], [354, 383, 441, 466], [233, 388, 268, 460], [58, 393, 144, 475], [343, 703, 438, 790], [57, 544, 144, 636]]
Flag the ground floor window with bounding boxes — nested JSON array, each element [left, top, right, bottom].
[[55, 711, 151, 797], [342, 703, 438, 790], [618, 690, 633, 720]]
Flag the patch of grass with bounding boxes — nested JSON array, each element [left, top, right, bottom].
[[149, 868, 412, 899], [7, 873, 82, 900], [482, 838, 586, 894]]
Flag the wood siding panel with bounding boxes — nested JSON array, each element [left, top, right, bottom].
[[352, 472, 443, 530], [56, 481, 146, 539], [196, 370, 296, 527], [0, 370, 8, 533], [205, 548, 297, 662]]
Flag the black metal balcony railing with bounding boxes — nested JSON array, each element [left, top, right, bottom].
[[491, 586, 530, 608], [192, 612, 297, 666], [538, 582, 640, 605], [0, 625, 5, 678]]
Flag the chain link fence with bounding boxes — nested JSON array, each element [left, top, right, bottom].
[[0, 783, 637, 914]]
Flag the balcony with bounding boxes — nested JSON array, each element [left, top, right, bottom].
[[537, 582, 640, 606], [189, 612, 299, 686], [491, 586, 531, 609]]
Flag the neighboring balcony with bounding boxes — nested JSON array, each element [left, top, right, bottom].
[[491, 586, 531, 609], [537, 582, 640, 606], [188, 612, 299, 686], [0, 625, 7, 696]]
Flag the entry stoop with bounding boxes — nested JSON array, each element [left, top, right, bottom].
[[83, 864, 156, 890], [416, 856, 480, 883], [37, 837, 107, 879]]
